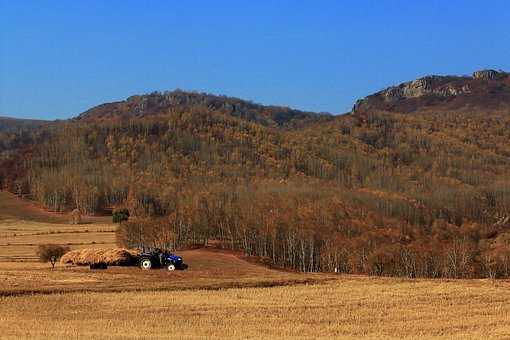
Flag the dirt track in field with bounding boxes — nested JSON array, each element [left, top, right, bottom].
[[0, 191, 111, 224]]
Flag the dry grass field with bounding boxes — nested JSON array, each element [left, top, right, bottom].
[[0, 191, 116, 262], [1, 278, 510, 339], [0, 249, 328, 296], [1, 191, 510, 339]]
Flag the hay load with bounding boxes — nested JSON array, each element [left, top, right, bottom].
[[69, 209, 82, 224], [60, 248, 139, 266]]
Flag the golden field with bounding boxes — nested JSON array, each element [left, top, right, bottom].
[[1, 191, 510, 339], [1, 277, 510, 339], [0, 216, 116, 260], [0, 191, 115, 261]]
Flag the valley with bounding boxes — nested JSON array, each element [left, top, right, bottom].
[[1, 192, 509, 339], [1, 73, 509, 278], [3, 3, 510, 338]]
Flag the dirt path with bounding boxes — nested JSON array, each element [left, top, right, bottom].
[[0, 191, 110, 224]]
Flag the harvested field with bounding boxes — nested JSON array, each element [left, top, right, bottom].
[[1, 231, 115, 247], [1, 277, 510, 339], [0, 249, 329, 296], [0, 243, 114, 261], [0, 193, 116, 262], [0, 218, 113, 238], [1, 191, 510, 339]]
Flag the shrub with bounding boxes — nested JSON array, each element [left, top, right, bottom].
[[113, 208, 130, 223], [37, 244, 70, 269]]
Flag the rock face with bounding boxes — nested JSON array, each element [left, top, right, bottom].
[[353, 69, 510, 113], [380, 76, 471, 101], [472, 69, 507, 80]]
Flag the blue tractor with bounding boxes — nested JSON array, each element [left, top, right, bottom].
[[139, 248, 185, 271]]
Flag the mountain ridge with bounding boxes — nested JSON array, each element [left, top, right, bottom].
[[4, 68, 509, 125], [75, 89, 333, 128]]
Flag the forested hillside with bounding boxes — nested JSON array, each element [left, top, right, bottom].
[[0, 117, 50, 156], [76, 90, 331, 127], [0, 116, 49, 132], [0, 117, 53, 191], [1, 71, 509, 278]]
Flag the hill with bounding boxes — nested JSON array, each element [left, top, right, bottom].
[[0, 71, 509, 278], [75, 90, 332, 127]]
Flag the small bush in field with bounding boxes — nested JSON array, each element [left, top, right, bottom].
[[37, 244, 70, 269], [113, 208, 130, 224], [70, 209, 82, 225]]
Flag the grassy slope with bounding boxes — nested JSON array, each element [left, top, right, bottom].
[[0, 191, 69, 223], [0, 191, 111, 224]]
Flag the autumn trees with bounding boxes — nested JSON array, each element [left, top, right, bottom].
[[1, 94, 509, 278], [114, 181, 509, 278]]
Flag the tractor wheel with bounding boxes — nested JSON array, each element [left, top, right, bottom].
[[167, 264, 176, 271], [140, 258, 152, 270]]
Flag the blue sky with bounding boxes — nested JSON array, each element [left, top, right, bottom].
[[1, 1, 510, 119]]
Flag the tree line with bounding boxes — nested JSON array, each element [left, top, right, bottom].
[[117, 182, 510, 278], [0, 103, 509, 278]]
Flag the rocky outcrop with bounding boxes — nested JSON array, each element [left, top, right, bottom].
[[379, 76, 471, 102], [472, 69, 508, 80], [353, 69, 509, 113]]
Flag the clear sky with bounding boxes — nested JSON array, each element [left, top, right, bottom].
[[1, 1, 510, 119]]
